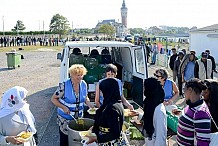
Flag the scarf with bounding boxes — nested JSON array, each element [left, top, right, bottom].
[[93, 78, 123, 141], [99, 78, 122, 109], [0, 86, 36, 134], [143, 77, 165, 138]]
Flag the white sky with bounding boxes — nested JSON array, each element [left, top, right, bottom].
[[0, 0, 218, 31]]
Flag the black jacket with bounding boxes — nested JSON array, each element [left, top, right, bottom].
[[93, 103, 124, 143], [169, 54, 178, 70], [208, 55, 216, 71]]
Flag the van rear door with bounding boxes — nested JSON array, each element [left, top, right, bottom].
[[130, 45, 148, 106]]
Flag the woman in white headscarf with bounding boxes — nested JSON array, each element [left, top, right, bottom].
[[0, 86, 37, 146]]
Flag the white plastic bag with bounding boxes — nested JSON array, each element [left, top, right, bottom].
[[210, 132, 218, 146], [83, 142, 98, 146]]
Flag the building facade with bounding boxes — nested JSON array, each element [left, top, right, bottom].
[[189, 24, 218, 63], [94, 0, 128, 38]]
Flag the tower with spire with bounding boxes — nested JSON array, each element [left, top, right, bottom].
[[121, 0, 128, 28]]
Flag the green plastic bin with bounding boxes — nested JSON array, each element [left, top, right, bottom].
[[167, 111, 179, 133], [6, 52, 21, 69]]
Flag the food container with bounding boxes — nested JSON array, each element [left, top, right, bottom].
[[87, 108, 98, 115], [124, 109, 130, 117], [122, 121, 129, 132], [122, 121, 130, 135], [79, 131, 96, 144], [67, 118, 94, 146], [16, 131, 33, 142]]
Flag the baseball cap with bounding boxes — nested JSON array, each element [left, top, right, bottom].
[[201, 52, 208, 58], [178, 51, 184, 55], [205, 50, 210, 53], [190, 50, 196, 54]]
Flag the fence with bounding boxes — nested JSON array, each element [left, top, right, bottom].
[[157, 53, 169, 68]]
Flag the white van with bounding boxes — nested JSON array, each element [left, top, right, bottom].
[[57, 41, 148, 107]]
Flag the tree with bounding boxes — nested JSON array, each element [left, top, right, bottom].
[[98, 24, 115, 39], [130, 28, 145, 35], [49, 14, 70, 37], [74, 28, 92, 34], [11, 20, 26, 32]]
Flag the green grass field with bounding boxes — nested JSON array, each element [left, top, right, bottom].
[[0, 45, 63, 52]]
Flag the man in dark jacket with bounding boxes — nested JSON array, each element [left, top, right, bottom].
[[174, 51, 184, 96], [169, 48, 178, 81], [205, 50, 217, 79]]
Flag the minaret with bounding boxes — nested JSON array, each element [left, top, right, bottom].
[[121, 0, 128, 28]]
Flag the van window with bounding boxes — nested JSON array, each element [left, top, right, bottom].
[[135, 49, 145, 74], [113, 47, 122, 64]]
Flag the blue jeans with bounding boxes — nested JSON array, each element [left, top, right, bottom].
[[152, 53, 157, 64]]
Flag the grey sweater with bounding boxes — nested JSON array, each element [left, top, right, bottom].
[[0, 113, 36, 146]]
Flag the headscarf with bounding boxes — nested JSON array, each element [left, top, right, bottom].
[[0, 86, 36, 134], [143, 77, 165, 138], [93, 78, 123, 141], [204, 79, 218, 132], [99, 78, 122, 108]]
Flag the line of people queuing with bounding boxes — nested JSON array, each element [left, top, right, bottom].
[[0, 36, 60, 47], [169, 48, 217, 97]]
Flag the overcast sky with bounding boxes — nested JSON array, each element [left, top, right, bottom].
[[0, 0, 218, 31]]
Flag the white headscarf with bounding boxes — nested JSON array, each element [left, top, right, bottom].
[[0, 86, 36, 134]]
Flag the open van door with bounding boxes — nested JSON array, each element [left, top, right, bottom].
[[130, 45, 148, 107], [57, 41, 148, 107]]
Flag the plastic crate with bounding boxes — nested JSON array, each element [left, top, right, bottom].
[[69, 54, 84, 67], [84, 75, 98, 84], [167, 111, 179, 133], [84, 57, 98, 69], [97, 65, 106, 80], [84, 68, 99, 84]]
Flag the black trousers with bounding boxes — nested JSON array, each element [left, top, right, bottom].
[[211, 71, 214, 79], [59, 129, 69, 146], [178, 76, 183, 96]]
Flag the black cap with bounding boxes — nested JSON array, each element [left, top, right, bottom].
[[201, 52, 208, 58]]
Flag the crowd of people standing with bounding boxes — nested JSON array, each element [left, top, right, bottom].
[[143, 45, 218, 145], [1, 38, 218, 146], [169, 48, 217, 96], [0, 35, 60, 47]]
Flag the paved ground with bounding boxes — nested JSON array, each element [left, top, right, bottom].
[[0, 50, 183, 146]]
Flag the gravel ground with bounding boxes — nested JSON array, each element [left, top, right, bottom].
[[0, 50, 178, 146], [0, 50, 60, 96], [0, 49, 60, 145]]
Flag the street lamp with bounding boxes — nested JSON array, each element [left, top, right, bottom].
[[38, 20, 40, 31], [16, 22, 19, 36], [43, 20, 45, 38], [2, 16, 5, 36]]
